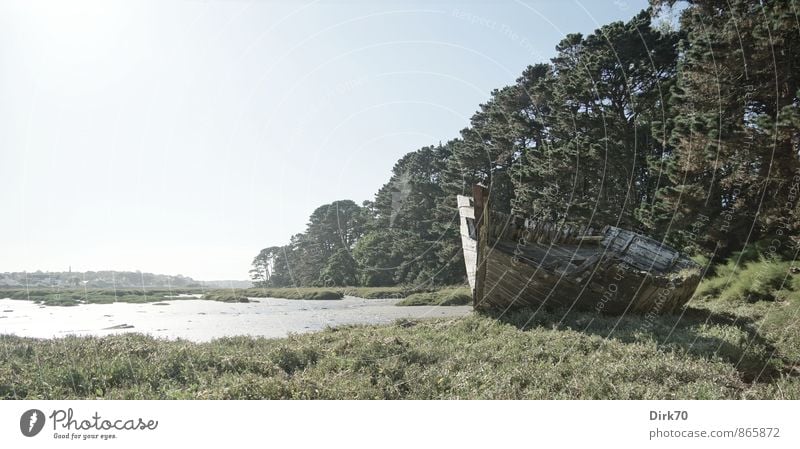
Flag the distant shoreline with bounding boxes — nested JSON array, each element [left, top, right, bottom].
[[0, 286, 470, 306]]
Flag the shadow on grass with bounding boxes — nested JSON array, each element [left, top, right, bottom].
[[485, 306, 795, 383]]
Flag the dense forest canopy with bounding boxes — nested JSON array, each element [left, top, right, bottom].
[[252, 1, 800, 288]]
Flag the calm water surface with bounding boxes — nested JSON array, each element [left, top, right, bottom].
[[0, 296, 471, 342]]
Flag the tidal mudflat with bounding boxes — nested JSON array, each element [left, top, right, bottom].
[[0, 296, 470, 342]]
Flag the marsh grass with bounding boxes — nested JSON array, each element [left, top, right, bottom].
[[1, 286, 465, 304], [0, 289, 204, 306], [340, 287, 415, 299], [694, 257, 799, 303], [243, 288, 343, 300], [2, 261, 798, 399], [396, 287, 472, 306], [214, 286, 441, 301], [1, 301, 797, 399], [201, 292, 251, 302], [2, 285, 798, 399]]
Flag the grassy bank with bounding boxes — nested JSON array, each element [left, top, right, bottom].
[[246, 288, 343, 300], [340, 287, 415, 299], [2, 301, 797, 399], [396, 287, 472, 306], [198, 288, 344, 302], [2, 291, 798, 399], [0, 289, 205, 306], [1, 286, 470, 305], [204, 286, 465, 302], [2, 258, 797, 399]]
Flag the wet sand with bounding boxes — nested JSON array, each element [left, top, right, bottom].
[[0, 296, 471, 342]]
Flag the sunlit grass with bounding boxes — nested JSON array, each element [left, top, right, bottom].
[[2, 261, 797, 399], [0, 289, 204, 306], [396, 287, 472, 306]]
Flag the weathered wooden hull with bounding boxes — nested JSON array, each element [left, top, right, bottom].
[[457, 195, 478, 292], [458, 187, 701, 315]]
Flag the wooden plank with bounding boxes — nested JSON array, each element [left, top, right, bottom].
[[457, 196, 478, 292], [472, 184, 489, 309], [465, 185, 702, 315]]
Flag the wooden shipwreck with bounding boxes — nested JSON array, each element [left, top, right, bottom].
[[458, 186, 701, 314]]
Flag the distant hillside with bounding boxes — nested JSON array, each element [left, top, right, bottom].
[[0, 271, 203, 289]]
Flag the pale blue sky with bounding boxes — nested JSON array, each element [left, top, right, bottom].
[[0, 0, 650, 280]]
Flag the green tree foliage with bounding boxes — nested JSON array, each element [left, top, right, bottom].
[[351, 230, 400, 286], [253, 4, 800, 286], [352, 229, 428, 286], [319, 248, 358, 287], [367, 145, 466, 286], [249, 246, 282, 287], [512, 11, 679, 230], [650, 0, 800, 257], [256, 201, 367, 287]]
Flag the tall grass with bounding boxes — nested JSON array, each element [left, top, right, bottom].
[[1, 286, 469, 304], [0, 288, 203, 306], [396, 287, 472, 306], [244, 288, 343, 300], [2, 259, 798, 399], [694, 258, 798, 303], [2, 298, 797, 399]]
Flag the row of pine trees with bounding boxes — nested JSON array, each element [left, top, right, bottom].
[[252, 1, 800, 288]]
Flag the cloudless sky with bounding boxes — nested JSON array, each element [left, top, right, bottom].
[[0, 0, 650, 280]]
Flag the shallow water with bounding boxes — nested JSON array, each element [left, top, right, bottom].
[[0, 296, 471, 342]]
